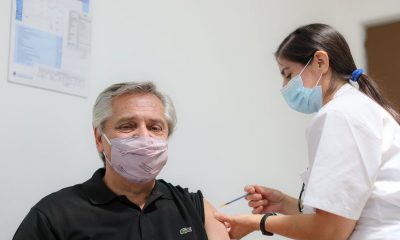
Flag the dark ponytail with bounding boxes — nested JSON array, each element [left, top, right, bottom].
[[276, 23, 400, 124], [357, 74, 400, 123]]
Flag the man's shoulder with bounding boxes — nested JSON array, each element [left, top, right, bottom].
[[34, 183, 85, 212], [156, 179, 204, 207], [156, 179, 205, 222], [157, 179, 203, 197], [34, 168, 106, 212]]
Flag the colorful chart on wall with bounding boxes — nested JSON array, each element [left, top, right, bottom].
[[9, 0, 92, 97]]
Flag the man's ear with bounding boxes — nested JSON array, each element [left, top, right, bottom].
[[313, 50, 330, 74], [94, 128, 103, 152]]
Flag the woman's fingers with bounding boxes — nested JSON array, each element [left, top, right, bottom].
[[244, 185, 256, 194], [254, 185, 272, 195], [248, 199, 269, 208], [252, 205, 264, 214], [245, 192, 262, 201], [214, 212, 231, 223], [224, 221, 231, 229], [246, 185, 274, 200]]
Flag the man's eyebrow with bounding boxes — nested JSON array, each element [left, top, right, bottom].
[[115, 117, 137, 123], [148, 118, 167, 126], [115, 117, 166, 125]]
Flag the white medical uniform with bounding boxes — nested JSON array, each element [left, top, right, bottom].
[[301, 83, 400, 239]]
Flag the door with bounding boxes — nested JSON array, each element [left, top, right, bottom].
[[365, 20, 400, 112]]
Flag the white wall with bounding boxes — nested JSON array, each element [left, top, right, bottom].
[[1, 1, 399, 240]]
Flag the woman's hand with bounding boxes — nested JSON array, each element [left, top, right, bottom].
[[245, 185, 299, 215], [215, 209, 356, 240], [214, 212, 262, 239]]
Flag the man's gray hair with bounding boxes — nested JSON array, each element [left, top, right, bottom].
[[92, 81, 177, 136]]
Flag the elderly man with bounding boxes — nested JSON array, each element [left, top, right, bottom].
[[13, 82, 229, 240]]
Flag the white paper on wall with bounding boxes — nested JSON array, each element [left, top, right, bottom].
[[8, 0, 92, 97]]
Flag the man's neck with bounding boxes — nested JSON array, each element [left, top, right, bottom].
[[103, 167, 155, 209]]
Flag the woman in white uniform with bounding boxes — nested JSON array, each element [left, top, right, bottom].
[[215, 23, 400, 239]]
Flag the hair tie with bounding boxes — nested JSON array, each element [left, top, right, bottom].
[[351, 69, 364, 82]]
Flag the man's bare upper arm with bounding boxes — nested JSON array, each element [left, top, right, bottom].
[[203, 199, 230, 240]]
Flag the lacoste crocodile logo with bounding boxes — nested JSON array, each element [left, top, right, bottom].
[[179, 227, 192, 235]]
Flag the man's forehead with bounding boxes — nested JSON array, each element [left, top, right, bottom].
[[114, 93, 162, 106], [111, 93, 165, 118], [132, 97, 158, 107]]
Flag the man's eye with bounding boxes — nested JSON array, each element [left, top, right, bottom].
[[150, 125, 163, 132], [117, 124, 134, 131], [286, 74, 292, 80]]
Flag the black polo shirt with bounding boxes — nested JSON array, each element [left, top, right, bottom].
[[13, 168, 208, 240]]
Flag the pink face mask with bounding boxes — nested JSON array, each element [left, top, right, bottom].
[[103, 134, 168, 184]]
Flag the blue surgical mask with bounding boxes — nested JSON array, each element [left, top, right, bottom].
[[280, 59, 323, 114]]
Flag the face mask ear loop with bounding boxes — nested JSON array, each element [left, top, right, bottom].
[[314, 73, 323, 88], [299, 58, 313, 77], [102, 134, 112, 166], [103, 152, 113, 166], [103, 134, 111, 145]]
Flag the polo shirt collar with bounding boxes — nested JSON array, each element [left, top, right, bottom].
[[148, 179, 174, 203], [81, 168, 173, 205]]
